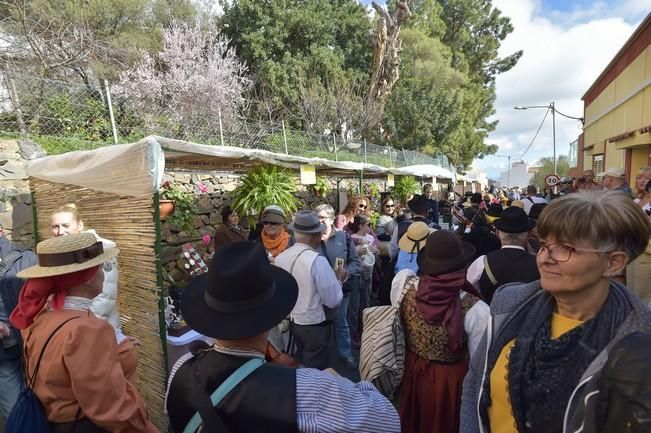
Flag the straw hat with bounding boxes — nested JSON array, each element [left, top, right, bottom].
[[399, 221, 432, 254], [17, 232, 119, 278]]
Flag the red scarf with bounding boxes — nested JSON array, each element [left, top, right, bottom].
[[415, 269, 481, 355], [10, 266, 100, 330]]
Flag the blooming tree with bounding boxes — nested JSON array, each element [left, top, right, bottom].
[[116, 20, 250, 137]]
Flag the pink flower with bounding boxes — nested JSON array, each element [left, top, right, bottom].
[[196, 182, 208, 193], [202, 234, 212, 245]]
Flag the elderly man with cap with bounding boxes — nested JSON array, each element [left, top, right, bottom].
[[166, 241, 400, 433], [466, 206, 540, 304], [275, 211, 346, 369], [600, 167, 633, 196]]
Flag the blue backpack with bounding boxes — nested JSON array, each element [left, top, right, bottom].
[[5, 317, 79, 433]]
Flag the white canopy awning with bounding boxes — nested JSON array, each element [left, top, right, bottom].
[[26, 136, 457, 195]]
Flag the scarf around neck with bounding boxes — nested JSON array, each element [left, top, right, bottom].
[[261, 227, 289, 257], [505, 285, 631, 433], [415, 269, 480, 355]]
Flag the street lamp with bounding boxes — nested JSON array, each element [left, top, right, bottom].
[[514, 102, 584, 176]]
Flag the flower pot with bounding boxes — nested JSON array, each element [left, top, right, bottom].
[[159, 200, 175, 220]]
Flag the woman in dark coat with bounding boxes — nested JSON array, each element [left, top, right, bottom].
[[214, 206, 248, 251]]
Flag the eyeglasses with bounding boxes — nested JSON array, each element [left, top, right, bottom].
[[262, 221, 281, 226], [358, 204, 367, 209], [537, 242, 611, 262], [317, 215, 330, 221]]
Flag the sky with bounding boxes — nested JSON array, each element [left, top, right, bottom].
[[470, 0, 649, 179]]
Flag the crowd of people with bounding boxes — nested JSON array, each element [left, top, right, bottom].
[[0, 165, 649, 433]]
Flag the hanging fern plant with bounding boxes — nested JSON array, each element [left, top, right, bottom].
[[391, 176, 420, 206], [231, 166, 299, 220], [311, 176, 331, 198]]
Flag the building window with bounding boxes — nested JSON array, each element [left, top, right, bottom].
[[568, 139, 578, 168], [593, 154, 604, 179]]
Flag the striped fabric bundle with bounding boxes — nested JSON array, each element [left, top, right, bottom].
[[359, 278, 413, 400]]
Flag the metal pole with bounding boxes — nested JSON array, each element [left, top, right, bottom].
[[551, 101, 556, 176], [218, 107, 224, 146], [507, 155, 511, 187], [281, 120, 289, 154], [388, 144, 393, 167], [103, 80, 119, 145], [363, 138, 367, 164], [333, 134, 338, 161]]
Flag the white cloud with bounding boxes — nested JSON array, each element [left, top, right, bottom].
[[471, 0, 643, 179]]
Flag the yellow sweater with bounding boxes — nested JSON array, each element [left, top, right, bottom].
[[488, 313, 584, 433]]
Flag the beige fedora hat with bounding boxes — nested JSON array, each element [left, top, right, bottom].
[[399, 221, 432, 254], [18, 232, 119, 278]]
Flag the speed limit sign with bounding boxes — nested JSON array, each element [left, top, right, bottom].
[[545, 174, 560, 187]]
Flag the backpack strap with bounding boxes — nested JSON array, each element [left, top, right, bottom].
[[27, 316, 80, 389], [289, 247, 312, 275], [483, 255, 498, 286], [183, 357, 265, 433]]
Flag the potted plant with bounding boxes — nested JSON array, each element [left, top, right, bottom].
[[160, 181, 197, 233], [391, 176, 420, 207], [230, 166, 299, 221]]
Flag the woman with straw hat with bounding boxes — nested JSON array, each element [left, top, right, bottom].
[[9, 232, 159, 433], [391, 230, 489, 433]]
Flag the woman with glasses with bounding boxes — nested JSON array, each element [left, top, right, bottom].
[[461, 190, 651, 433], [335, 194, 369, 231], [376, 197, 396, 241]]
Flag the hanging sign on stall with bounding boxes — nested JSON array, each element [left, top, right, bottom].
[[387, 174, 395, 187], [300, 164, 316, 185]]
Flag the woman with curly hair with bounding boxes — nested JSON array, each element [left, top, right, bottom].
[[335, 195, 369, 231]]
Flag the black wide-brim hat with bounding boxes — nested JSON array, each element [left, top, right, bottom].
[[181, 241, 298, 340], [494, 206, 536, 233], [407, 194, 429, 213], [417, 230, 476, 276]]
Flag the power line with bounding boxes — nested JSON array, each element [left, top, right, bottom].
[[517, 107, 550, 160]]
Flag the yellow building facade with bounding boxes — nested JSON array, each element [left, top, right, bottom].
[[581, 13, 651, 192]]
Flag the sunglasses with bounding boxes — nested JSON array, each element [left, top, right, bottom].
[[358, 204, 367, 209], [385, 204, 395, 208], [262, 221, 281, 226]]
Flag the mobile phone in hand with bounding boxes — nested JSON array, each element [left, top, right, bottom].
[[335, 257, 345, 269]]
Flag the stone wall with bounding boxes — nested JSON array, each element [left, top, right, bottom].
[[0, 139, 45, 249], [159, 171, 344, 289]]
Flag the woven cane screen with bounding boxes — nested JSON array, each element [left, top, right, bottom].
[[29, 177, 167, 430]]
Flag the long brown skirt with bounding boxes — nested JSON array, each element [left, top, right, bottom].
[[399, 350, 469, 433]]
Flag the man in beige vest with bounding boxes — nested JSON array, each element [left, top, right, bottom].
[[275, 211, 345, 369]]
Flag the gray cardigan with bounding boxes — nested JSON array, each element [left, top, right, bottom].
[[460, 279, 651, 433]]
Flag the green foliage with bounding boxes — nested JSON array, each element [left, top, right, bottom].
[[378, 0, 520, 170], [230, 166, 299, 219], [368, 210, 380, 229], [391, 176, 420, 206], [363, 182, 381, 199], [219, 0, 371, 123], [311, 176, 331, 198], [161, 181, 197, 234], [530, 156, 570, 190]]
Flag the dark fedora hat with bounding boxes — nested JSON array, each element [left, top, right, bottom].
[[407, 194, 429, 214], [287, 210, 326, 234], [494, 206, 536, 233], [417, 231, 476, 276], [486, 203, 503, 218], [181, 241, 298, 340]]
